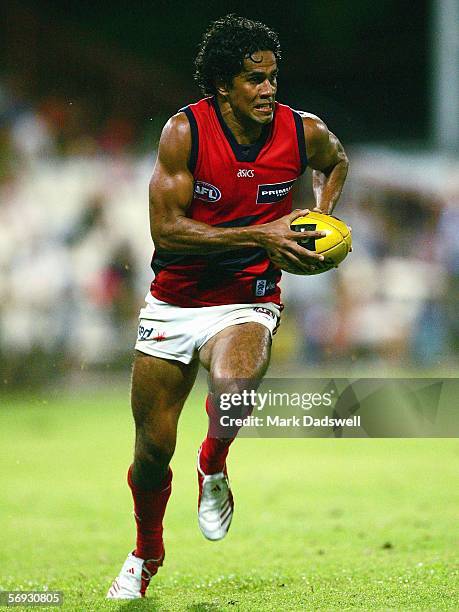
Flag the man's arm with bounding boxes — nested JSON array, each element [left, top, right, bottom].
[[149, 113, 326, 271], [149, 113, 262, 253], [301, 113, 349, 214]]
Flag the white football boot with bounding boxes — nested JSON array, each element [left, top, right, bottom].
[[197, 448, 234, 541], [106, 550, 164, 599]]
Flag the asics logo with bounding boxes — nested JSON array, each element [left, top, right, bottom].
[[237, 169, 255, 178]]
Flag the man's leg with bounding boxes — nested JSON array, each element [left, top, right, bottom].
[[199, 322, 271, 472], [108, 351, 198, 599], [131, 352, 199, 489], [196, 323, 271, 539]]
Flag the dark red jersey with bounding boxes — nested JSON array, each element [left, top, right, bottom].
[[150, 96, 307, 307]]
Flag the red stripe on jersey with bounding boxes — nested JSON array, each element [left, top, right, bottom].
[[151, 97, 306, 307]]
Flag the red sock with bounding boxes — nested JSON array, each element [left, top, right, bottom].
[[199, 395, 235, 474], [127, 465, 172, 561]]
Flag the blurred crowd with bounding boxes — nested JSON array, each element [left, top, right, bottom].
[[0, 74, 159, 167], [0, 76, 157, 385], [1, 76, 458, 386]]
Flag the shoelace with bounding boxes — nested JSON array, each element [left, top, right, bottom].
[[142, 565, 153, 580], [142, 555, 164, 580]]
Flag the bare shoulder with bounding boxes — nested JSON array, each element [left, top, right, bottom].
[[161, 112, 191, 145], [157, 112, 191, 170], [295, 110, 322, 122], [296, 111, 330, 147], [296, 109, 346, 168]]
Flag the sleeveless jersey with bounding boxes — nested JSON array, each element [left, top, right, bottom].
[[150, 96, 307, 307]]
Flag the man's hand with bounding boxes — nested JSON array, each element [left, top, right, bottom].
[[256, 209, 327, 274]]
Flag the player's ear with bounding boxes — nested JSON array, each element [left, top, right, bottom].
[[216, 79, 230, 96]]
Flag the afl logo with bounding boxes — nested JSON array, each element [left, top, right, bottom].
[[194, 181, 221, 203]]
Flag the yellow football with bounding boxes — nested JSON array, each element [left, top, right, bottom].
[[290, 211, 352, 275]]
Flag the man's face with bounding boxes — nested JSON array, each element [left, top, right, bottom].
[[222, 50, 278, 125]]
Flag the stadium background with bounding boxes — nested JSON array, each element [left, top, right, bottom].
[[1, 0, 458, 382], [1, 1, 458, 610]]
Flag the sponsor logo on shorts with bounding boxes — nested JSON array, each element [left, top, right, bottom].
[[137, 323, 167, 342], [254, 307, 276, 320], [237, 168, 255, 178], [256, 179, 295, 204], [194, 181, 221, 202]]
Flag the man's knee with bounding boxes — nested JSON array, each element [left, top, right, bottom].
[[133, 431, 175, 488], [136, 432, 175, 468], [210, 349, 270, 381]]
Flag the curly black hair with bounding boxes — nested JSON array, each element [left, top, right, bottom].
[[194, 14, 281, 96]]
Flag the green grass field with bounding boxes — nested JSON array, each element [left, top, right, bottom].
[[1, 382, 458, 611]]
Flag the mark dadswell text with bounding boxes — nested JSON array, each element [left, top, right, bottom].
[[220, 415, 361, 428]]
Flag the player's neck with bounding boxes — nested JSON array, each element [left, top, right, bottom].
[[216, 98, 264, 145]]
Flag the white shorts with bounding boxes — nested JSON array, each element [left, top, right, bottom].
[[134, 293, 281, 364]]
